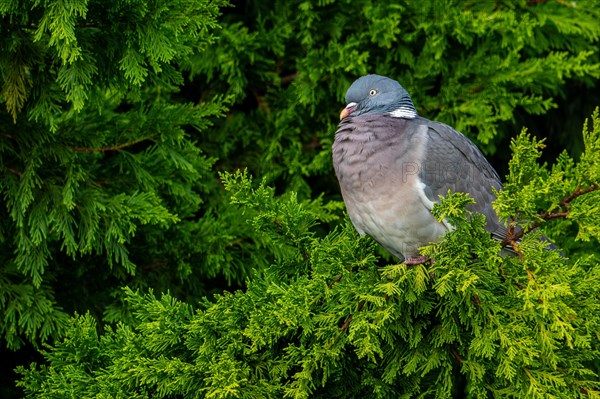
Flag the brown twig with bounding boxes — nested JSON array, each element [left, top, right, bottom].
[[71, 136, 152, 153], [280, 73, 299, 85], [142, 261, 167, 271], [501, 183, 599, 249], [470, 293, 482, 310], [450, 346, 462, 362], [5, 167, 23, 177], [328, 274, 343, 289], [468, 85, 483, 94], [340, 300, 365, 332], [560, 184, 598, 207], [5, 22, 100, 30], [340, 314, 353, 331]]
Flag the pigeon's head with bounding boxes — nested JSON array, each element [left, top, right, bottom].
[[340, 74, 416, 120]]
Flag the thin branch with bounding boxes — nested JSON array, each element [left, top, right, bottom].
[[340, 300, 365, 332], [142, 261, 167, 271], [540, 211, 569, 222], [560, 184, 598, 207], [328, 299, 366, 350], [468, 85, 484, 94], [501, 183, 599, 248], [71, 136, 152, 153], [450, 346, 462, 362], [5, 22, 100, 30], [5, 167, 23, 177], [469, 293, 482, 311], [340, 314, 353, 332], [328, 274, 343, 289], [280, 73, 299, 85], [510, 239, 523, 260]]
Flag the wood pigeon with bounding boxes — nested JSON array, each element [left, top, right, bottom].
[[332, 74, 507, 263]]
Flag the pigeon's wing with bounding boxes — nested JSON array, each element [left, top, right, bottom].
[[416, 117, 507, 240]]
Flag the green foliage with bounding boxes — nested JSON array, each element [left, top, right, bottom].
[[17, 146, 600, 397], [221, 169, 344, 265], [0, 0, 234, 350], [192, 0, 600, 184], [495, 108, 600, 254], [1, 0, 600, 398]]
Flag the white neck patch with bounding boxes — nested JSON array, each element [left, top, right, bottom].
[[388, 107, 417, 119]]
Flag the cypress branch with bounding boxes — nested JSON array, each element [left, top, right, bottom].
[[1, 1, 599, 398], [501, 183, 599, 248], [70, 136, 154, 153]]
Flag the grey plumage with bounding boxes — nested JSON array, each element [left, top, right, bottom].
[[333, 74, 507, 260]]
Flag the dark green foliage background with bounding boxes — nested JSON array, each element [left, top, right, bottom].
[[1, 0, 599, 397]]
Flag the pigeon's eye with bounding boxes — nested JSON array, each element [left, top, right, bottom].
[[369, 89, 377, 96]]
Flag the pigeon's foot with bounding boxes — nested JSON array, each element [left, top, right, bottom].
[[404, 256, 430, 266]]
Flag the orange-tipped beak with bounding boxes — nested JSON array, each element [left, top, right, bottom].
[[340, 102, 357, 120]]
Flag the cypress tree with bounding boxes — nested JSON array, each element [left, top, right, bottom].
[[1, 0, 599, 397]]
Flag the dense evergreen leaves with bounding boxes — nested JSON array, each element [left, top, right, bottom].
[[1, 0, 599, 397], [1, 0, 233, 350], [18, 150, 600, 397]]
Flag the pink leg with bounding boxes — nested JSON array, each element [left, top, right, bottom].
[[404, 256, 430, 265]]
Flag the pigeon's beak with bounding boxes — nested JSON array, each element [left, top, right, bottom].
[[340, 102, 357, 120]]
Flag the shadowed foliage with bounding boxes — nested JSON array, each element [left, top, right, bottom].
[[1, 0, 599, 397]]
